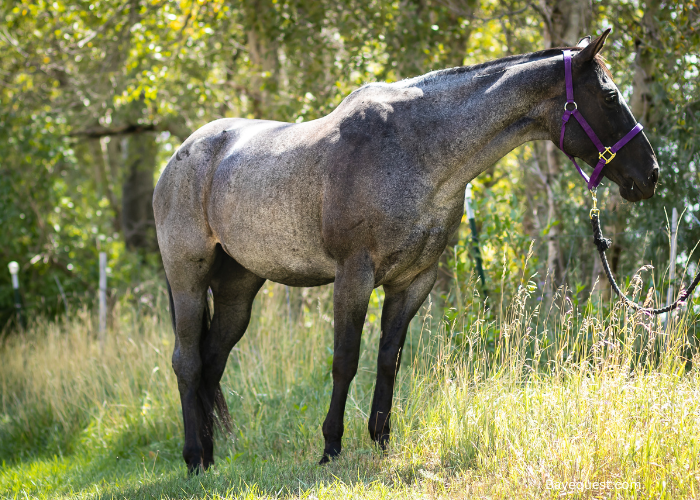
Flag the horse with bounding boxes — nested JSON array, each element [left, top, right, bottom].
[[153, 29, 659, 473]]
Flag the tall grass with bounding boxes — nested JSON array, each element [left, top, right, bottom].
[[1, 268, 700, 499]]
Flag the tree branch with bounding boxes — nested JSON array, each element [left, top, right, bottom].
[[69, 123, 157, 138]]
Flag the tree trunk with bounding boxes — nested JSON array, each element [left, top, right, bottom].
[[544, 141, 566, 285], [629, 0, 661, 127], [87, 138, 122, 233], [121, 132, 158, 251], [536, 0, 592, 289], [244, 0, 280, 119], [539, 0, 592, 48]]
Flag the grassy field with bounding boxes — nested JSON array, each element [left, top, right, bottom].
[[1, 276, 700, 499]]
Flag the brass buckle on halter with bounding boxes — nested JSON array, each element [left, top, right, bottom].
[[599, 147, 616, 164], [589, 189, 600, 219]]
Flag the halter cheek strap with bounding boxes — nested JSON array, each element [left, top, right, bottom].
[[559, 50, 644, 190]]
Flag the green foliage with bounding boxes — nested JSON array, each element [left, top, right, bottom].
[[1, 0, 699, 331]]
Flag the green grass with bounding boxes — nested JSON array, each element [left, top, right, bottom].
[[1, 277, 700, 499]]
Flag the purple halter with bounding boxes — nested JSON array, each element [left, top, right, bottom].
[[559, 50, 643, 190]]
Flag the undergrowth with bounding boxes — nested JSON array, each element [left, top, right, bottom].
[[1, 263, 700, 499]]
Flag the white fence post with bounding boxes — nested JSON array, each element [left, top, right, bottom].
[[99, 252, 107, 349], [8, 261, 23, 328]]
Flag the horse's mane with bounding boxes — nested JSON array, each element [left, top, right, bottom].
[[394, 46, 612, 89]]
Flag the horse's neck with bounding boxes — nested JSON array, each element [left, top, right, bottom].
[[405, 56, 560, 202]]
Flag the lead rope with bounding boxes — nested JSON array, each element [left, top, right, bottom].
[[589, 191, 700, 314]]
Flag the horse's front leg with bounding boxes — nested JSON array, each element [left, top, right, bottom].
[[320, 250, 375, 464], [368, 263, 437, 450]]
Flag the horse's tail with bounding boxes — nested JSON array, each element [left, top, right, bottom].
[[166, 277, 177, 334], [167, 278, 231, 433], [203, 289, 232, 433], [202, 287, 233, 434]]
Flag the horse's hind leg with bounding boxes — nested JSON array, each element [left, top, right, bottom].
[[163, 240, 218, 474], [198, 250, 265, 466], [368, 264, 437, 450]]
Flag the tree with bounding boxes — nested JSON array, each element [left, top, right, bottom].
[[1, 0, 697, 328], [534, 0, 594, 290]]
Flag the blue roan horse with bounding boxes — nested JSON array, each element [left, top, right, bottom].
[[153, 30, 658, 472]]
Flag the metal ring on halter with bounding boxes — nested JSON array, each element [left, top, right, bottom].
[[564, 101, 577, 111]]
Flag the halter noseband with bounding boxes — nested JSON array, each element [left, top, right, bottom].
[[559, 49, 643, 190]]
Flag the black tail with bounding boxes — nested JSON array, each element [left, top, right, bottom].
[[168, 279, 230, 433], [166, 278, 177, 334], [201, 288, 231, 433], [201, 287, 232, 434]]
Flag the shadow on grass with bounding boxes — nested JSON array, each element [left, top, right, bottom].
[[0, 438, 182, 498], [86, 448, 426, 500]]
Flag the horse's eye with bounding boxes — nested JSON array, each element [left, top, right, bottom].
[[605, 93, 617, 103]]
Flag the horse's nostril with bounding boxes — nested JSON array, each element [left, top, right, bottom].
[[649, 168, 659, 185]]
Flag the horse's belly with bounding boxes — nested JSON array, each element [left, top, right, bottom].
[[220, 222, 336, 286]]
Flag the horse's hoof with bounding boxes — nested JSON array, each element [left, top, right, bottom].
[[187, 459, 206, 476], [375, 435, 390, 453], [319, 445, 341, 465]]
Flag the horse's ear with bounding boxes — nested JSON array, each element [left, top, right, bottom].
[[576, 36, 591, 48], [574, 28, 611, 63]]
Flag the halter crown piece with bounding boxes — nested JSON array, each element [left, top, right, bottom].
[[559, 50, 643, 190]]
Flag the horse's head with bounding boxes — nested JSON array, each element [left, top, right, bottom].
[[555, 29, 659, 202]]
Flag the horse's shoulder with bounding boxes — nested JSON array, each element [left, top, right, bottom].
[[330, 85, 418, 147]]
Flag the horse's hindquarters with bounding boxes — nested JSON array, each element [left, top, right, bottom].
[[206, 124, 337, 287]]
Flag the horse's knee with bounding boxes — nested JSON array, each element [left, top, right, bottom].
[[332, 353, 359, 384]]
